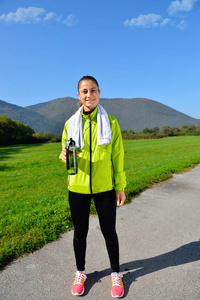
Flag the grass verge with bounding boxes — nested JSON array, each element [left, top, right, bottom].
[[123, 136, 200, 199]]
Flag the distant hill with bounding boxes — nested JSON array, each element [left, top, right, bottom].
[[27, 97, 79, 125], [27, 97, 200, 133], [0, 100, 63, 135], [1, 97, 199, 135]]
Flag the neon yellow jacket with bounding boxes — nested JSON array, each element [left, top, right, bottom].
[[61, 107, 126, 194]]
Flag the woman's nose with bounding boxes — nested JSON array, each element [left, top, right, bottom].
[[87, 91, 92, 98]]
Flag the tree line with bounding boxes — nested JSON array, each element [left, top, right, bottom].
[[0, 116, 61, 146], [122, 125, 200, 139], [1, 116, 200, 146]]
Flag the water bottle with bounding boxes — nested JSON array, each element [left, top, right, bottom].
[[65, 138, 78, 175]]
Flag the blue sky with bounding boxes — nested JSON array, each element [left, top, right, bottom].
[[0, 0, 200, 118]]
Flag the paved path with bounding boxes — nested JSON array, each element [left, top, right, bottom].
[[1, 165, 200, 300]]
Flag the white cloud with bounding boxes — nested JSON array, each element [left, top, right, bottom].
[[62, 14, 76, 26], [177, 19, 187, 29], [168, 0, 198, 15], [161, 18, 175, 26], [0, 7, 47, 23], [43, 12, 60, 22], [124, 14, 173, 28], [0, 7, 75, 26]]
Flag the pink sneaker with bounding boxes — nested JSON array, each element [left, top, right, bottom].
[[71, 271, 87, 296], [111, 272, 124, 298]]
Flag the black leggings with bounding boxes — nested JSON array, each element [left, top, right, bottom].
[[68, 189, 120, 273]]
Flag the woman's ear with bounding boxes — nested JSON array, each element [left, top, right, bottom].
[[77, 93, 82, 107]]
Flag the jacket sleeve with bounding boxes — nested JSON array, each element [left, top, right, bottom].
[[59, 120, 69, 162], [61, 120, 69, 148], [111, 118, 126, 191]]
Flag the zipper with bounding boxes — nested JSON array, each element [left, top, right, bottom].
[[88, 114, 93, 194]]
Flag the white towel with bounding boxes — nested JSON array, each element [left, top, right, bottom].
[[67, 103, 111, 149]]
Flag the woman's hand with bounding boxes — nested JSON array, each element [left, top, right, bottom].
[[116, 190, 126, 206], [61, 147, 67, 162], [60, 147, 80, 162]]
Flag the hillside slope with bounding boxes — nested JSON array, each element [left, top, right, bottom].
[[0, 100, 63, 135], [27, 97, 200, 132], [27, 97, 79, 124]]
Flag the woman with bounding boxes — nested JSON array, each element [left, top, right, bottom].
[[60, 75, 126, 298]]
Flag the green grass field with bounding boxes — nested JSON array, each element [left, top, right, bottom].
[[1, 136, 200, 269]]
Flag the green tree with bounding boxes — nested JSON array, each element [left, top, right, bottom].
[[143, 127, 153, 134], [152, 127, 159, 133], [128, 129, 135, 134], [0, 116, 16, 145], [160, 126, 170, 135], [0, 116, 35, 145]]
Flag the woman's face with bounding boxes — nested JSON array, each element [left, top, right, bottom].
[[78, 80, 100, 112]]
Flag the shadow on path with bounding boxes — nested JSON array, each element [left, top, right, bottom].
[[84, 241, 200, 297]]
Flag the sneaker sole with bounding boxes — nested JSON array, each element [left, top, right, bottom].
[[111, 289, 124, 298], [71, 287, 85, 296]]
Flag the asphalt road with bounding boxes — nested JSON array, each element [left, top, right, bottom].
[[0, 165, 200, 300]]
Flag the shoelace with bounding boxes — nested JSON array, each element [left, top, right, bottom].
[[112, 273, 123, 287], [73, 271, 86, 285]]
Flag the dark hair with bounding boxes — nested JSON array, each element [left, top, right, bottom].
[[77, 75, 99, 91]]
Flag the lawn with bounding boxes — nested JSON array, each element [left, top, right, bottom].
[[123, 136, 200, 198], [0, 143, 72, 269], [0, 136, 200, 269]]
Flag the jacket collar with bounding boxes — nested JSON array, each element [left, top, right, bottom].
[[82, 106, 97, 120]]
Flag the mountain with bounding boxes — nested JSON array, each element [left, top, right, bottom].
[[27, 97, 79, 125], [1, 97, 199, 135], [27, 97, 200, 133], [0, 100, 63, 135]]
